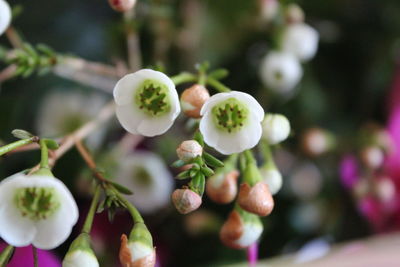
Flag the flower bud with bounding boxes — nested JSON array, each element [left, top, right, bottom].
[[375, 177, 396, 203], [176, 140, 203, 162], [285, 3, 304, 24], [180, 84, 210, 118], [259, 166, 282, 195], [220, 210, 263, 249], [119, 223, 156, 267], [301, 128, 334, 157], [172, 188, 202, 214], [206, 170, 239, 204], [238, 182, 274, 216], [62, 233, 99, 267], [262, 113, 291, 145], [108, 0, 136, 12], [359, 146, 384, 170]]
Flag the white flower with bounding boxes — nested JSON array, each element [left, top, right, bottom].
[[259, 0, 279, 22], [235, 219, 263, 248], [259, 167, 282, 195], [0, 173, 78, 249], [63, 250, 99, 267], [114, 151, 173, 214], [259, 51, 303, 93], [176, 140, 203, 162], [262, 113, 291, 145], [282, 23, 319, 62], [199, 91, 264, 155], [36, 90, 107, 148], [113, 69, 180, 137], [0, 0, 11, 36]]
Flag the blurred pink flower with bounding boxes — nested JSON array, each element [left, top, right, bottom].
[[339, 154, 359, 189], [0, 243, 61, 266]]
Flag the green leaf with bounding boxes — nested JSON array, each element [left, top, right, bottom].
[[171, 159, 186, 168], [193, 131, 204, 147], [42, 138, 59, 150], [111, 181, 133, 195], [176, 169, 191, 180], [203, 152, 224, 168], [201, 166, 215, 177], [11, 129, 34, 140], [96, 199, 106, 213]]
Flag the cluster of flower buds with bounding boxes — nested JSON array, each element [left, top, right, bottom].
[[259, 2, 319, 94]]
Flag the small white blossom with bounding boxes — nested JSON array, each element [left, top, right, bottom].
[[259, 167, 282, 195], [259, 51, 303, 93], [262, 113, 291, 145], [63, 250, 99, 267], [0, 173, 78, 249], [115, 151, 173, 214], [199, 91, 264, 155], [282, 23, 319, 62], [0, 0, 11, 36], [113, 69, 180, 137]]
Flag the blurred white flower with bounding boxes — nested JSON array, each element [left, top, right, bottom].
[[63, 250, 99, 267], [0, 173, 78, 249], [259, 51, 303, 93], [113, 69, 180, 137], [0, 0, 11, 36], [282, 23, 319, 62], [262, 113, 291, 145], [289, 162, 322, 199], [114, 151, 173, 214], [199, 91, 264, 155], [259, 167, 282, 195], [36, 90, 107, 148]]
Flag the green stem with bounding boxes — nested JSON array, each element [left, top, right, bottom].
[[171, 72, 197, 85], [260, 140, 276, 169], [33, 246, 38, 267], [198, 72, 206, 86], [0, 245, 14, 267], [243, 150, 256, 165], [0, 138, 35, 157], [114, 189, 144, 224], [39, 139, 49, 169], [206, 77, 231, 92], [242, 150, 262, 186], [82, 185, 102, 234]]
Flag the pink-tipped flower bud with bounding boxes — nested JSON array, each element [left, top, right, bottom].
[[206, 170, 239, 204], [238, 182, 274, 216], [176, 140, 203, 162], [119, 223, 156, 267], [180, 84, 210, 118], [220, 210, 263, 249], [108, 0, 136, 13], [285, 3, 305, 24], [172, 188, 202, 214]]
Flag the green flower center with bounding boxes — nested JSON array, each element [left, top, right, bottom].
[[135, 79, 171, 116], [212, 98, 249, 133], [15, 187, 60, 221], [133, 167, 153, 187]]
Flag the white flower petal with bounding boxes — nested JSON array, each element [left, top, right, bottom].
[[235, 221, 263, 247], [115, 151, 173, 214], [259, 51, 303, 93], [262, 113, 291, 144], [226, 91, 264, 121], [260, 168, 282, 195], [128, 242, 154, 261], [0, 0, 11, 36], [137, 113, 177, 137], [282, 23, 319, 62], [0, 205, 36, 247], [115, 103, 147, 135], [63, 250, 99, 267]]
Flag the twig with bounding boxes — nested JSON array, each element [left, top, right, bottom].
[[0, 64, 17, 83], [5, 27, 24, 49], [124, 10, 141, 71], [32, 246, 38, 267], [75, 140, 108, 183], [29, 101, 115, 173]]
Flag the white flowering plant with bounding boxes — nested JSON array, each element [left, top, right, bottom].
[[0, 1, 319, 266]]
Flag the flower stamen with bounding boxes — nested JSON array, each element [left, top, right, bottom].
[[135, 80, 171, 116], [212, 99, 248, 133]]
